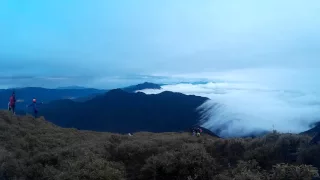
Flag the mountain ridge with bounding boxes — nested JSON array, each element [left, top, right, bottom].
[[0, 82, 163, 111], [39, 88, 209, 134], [121, 82, 161, 92]]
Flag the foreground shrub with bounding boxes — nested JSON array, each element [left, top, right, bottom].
[[270, 163, 319, 180], [140, 143, 218, 180], [214, 160, 267, 180], [204, 139, 246, 168], [297, 145, 320, 169], [0, 111, 320, 180], [244, 133, 310, 169], [55, 159, 125, 180]]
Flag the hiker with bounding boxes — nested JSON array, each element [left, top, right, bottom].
[[26, 98, 43, 118], [196, 128, 202, 137], [190, 127, 197, 136], [8, 91, 16, 114]]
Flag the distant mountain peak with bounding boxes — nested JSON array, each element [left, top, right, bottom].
[[122, 82, 161, 93], [107, 88, 128, 95], [140, 82, 160, 86], [57, 86, 88, 89]]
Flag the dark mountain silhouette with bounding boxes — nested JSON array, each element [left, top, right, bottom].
[[300, 121, 320, 145], [0, 87, 107, 111], [57, 85, 88, 89], [71, 92, 105, 102], [301, 122, 320, 136], [0, 82, 163, 111], [309, 132, 320, 145], [122, 82, 161, 92], [39, 89, 209, 133], [73, 82, 163, 102]]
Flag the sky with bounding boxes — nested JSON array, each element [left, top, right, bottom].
[[1, 0, 320, 136], [1, 0, 320, 88]]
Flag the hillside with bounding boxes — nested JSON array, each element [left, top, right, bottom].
[[301, 122, 320, 136], [74, 82, 162, 102], [0, 111, 320, 180], [0, 82, 162, 112], [0, 87, 106, 110], [122, 82, 161, 93], [39, 89, 208, 133]]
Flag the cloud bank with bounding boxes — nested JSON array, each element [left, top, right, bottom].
[[1, 0, 320, 85], [139, 68, 320, 137]]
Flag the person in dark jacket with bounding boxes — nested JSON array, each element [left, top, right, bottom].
[[196, 128, 202, 137], [26, 98, 43, 118], [8, 91, 16, 114]]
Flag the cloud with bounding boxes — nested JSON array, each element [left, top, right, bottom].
[[139, 68, 320, 137], [1, 0, 320, 83]]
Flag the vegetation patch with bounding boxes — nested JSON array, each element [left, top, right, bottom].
[[0, 111, 319, 180]]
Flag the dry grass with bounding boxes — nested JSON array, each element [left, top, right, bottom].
[[0, 111, 319, 180]]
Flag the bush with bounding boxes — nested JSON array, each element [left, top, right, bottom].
[[297, 145, 320, 169], [214, 160, 267, 180], [244, 133, 310, 169], [140, 143, 218, 180], [270, 163, 319, 180], [0, 111, 319, 180]]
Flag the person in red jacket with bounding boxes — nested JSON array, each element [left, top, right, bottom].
[[8, 91, 16, 114]]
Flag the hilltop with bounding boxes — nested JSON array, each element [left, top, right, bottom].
[[0, 82, 163, 111], [0, 87, 106, 110], [122, 82, 161, 93], [74, 82, 163, 102], [39, 89, 208, 133], [301, 122, 320, 136], [0, 111, 320, 180]]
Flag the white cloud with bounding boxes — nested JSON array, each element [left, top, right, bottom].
[[139, 68, 320, 137]]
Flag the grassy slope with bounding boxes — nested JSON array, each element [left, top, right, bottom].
[[0, 110, 320, 180]]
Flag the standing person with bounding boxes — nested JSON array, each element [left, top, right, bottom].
[[8, 91, 16, 114], [192, 129, 196, 136], [26, 98, 43, 118], [196, 131, 201, 137], [196, 128, 202, 137]]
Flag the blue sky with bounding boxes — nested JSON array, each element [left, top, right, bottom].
[[1, 0, 320, 88]]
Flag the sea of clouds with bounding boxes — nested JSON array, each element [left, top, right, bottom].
[[139, 68, 320, 137]]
